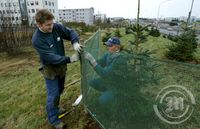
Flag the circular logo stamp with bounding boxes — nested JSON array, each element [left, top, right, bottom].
[[153, 85, 196, 124]]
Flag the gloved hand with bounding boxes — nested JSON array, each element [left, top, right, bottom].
[[84, 51, 97, 67], [73, 42, 83, 53], [70, 54, 79, 63]]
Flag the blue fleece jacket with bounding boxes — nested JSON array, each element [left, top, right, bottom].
[[32, 23, 79, 66], [94, 52, 127, 80]]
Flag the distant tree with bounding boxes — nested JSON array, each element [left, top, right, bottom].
[[106, 18, 111, 24], [114, 28, 122, 37], [166, 28, 198, 62], [102, 31, 112, 42], [149, 27, 160, 37]]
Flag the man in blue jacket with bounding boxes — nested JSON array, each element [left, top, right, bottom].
[[84, 37, 127, 104], [32, 9, 82, 129]]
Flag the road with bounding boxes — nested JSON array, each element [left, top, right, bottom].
[[159, 28, 200, 44]]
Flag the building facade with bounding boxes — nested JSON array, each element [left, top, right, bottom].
[[95, 13, 106, 23], [58, 7, 94, 25], [0, 0, 58, 26]]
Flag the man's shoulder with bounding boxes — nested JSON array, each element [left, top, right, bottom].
[[53, 23, 64, 30], [32, 29, 45, 46], [32, 29, 39, 44]]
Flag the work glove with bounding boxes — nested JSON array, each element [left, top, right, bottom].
[[70, 53, 79, 63], [73, 42, 83, 53], [84, 51, 97, 67]]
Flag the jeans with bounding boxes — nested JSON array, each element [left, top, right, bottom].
[[89, 78, 114, 104], [45, 76, 65, 125]]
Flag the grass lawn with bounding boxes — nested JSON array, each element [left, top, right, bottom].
[[0, 32, 101, 129], [1, 28, 200, 129]]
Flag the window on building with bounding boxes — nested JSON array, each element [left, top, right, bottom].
[[49, 2, 51, 6], [53, 9, 55, 13], [0, 11, 1, 14], [1, 3, 3, 7], [27, 1, 29, 6], [52, 2, 54, 6], [16, 17, 18, 21], [35, 1, 39, 5], [28, 9, 31, 13], [31, 1, 34, 6], [45, 1, 47, 5], [32, 9, 35, 13]]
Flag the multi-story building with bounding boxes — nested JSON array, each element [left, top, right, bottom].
[[0, 0, 58, 26], [95, 13, 106, 23], [58, 7, 94, 25], [110, 17, 124, 22]]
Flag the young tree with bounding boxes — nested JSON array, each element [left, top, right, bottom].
[[121, 0, 160, 121], [114, 28, 122, 37], [166, 28, 198, 62]]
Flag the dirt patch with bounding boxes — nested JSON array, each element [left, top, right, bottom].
[[0, 58, 37, 75], [83, 112, 101, 129]]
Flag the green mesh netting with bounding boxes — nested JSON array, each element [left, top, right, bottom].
[[81, 30, 200, 129]]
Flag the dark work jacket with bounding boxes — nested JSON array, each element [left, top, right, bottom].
[[32, 23, 79, 79]]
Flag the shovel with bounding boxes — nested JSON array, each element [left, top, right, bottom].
[[58, 94, 83, 119]]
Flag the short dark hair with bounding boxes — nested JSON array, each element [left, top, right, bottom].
[[35, 9, 54, 24]]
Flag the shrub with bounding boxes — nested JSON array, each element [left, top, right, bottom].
[[167, 34, 179, 42], [102, 32, 112, 42], [114, 29, 122, 37], [166, 29, 198, 62], [149, 27, 160, 37]]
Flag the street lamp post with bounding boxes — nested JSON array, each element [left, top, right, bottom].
[[186, 0, 195, 28], [156, 0, 172, 28]]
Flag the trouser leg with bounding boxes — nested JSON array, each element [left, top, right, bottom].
[[89, 78, 114, 104], [89, 78, 107, 92], [45, 78, 62, 125], [58, 76, 65, 95]]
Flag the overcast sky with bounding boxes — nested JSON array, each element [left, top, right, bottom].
[[57, 0, 200, 19]]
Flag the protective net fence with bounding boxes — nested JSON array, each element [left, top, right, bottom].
[[80, 30, 200, 129]]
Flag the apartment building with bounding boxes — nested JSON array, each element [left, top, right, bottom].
[[95, 13, 106, 23], [0, 0, 58, 26], [58, 7, 94, 25]]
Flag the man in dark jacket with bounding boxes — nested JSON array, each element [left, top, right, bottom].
[[32, 9, 82, 129]]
